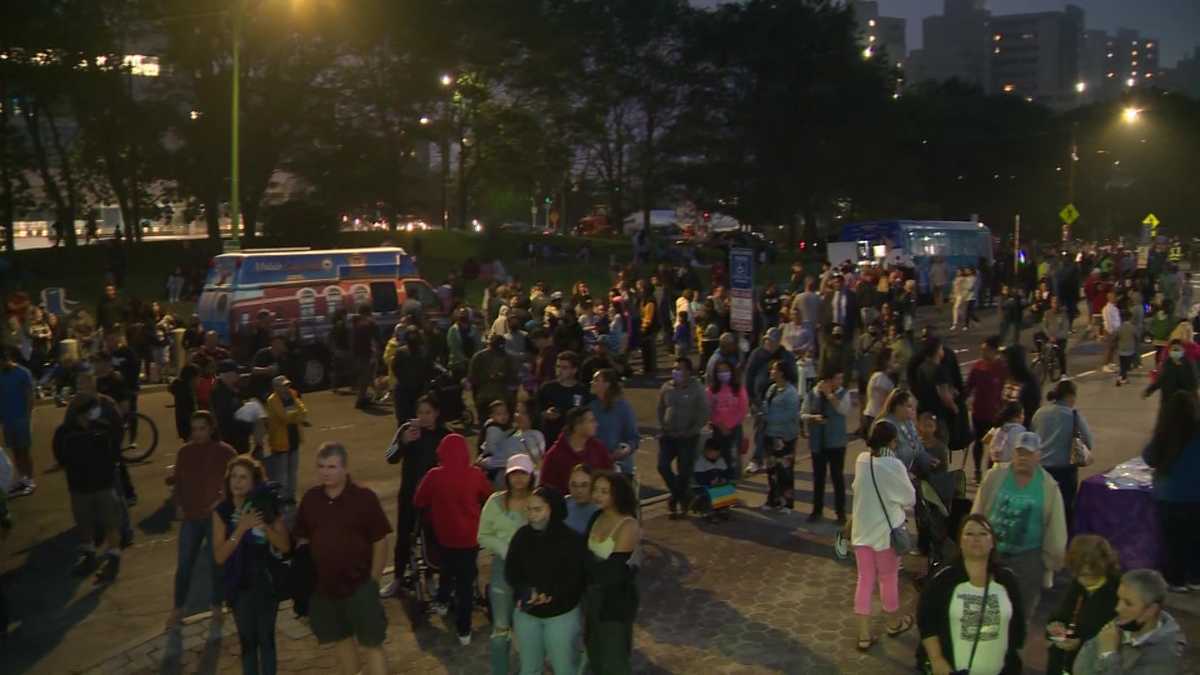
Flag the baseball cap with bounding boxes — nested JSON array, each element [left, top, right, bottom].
[[1014, 432, 1042, 453], [550, 291, 564, 301], [506, 454, 534, 475], [764, 327, 782, 343], [271, 374, 291, 388], [217, 359, 239, 374]]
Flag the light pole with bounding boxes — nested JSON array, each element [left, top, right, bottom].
[[439, 73, 453, 230], [229, 0, 243, 250]]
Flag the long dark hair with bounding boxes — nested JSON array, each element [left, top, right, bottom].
[[530, 486, 567, 527], [956, 513, 1002, 573], [593, 470, 637, 516], [594, 368, 623, 409], [1146, 391, 1200, 475], [709, 361, 742, 394]]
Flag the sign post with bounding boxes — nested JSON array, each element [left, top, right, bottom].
[[1058, 203, 1079, 244], [730, 247, 755, 335], [1013, 214, 1020, 277]]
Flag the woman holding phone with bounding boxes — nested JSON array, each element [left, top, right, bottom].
[[504, 486, 586, 675]]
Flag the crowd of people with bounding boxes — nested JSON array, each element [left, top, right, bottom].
[[0, 238, 1196, 674]]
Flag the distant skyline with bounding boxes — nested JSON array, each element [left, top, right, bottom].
[[689, 0, 1200, 66]]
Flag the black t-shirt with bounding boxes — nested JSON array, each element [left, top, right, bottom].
[[251, 348, 283, 401], [536, 381, 592, 443], [761, 291, 781, 319], [109, 346, 141, 392]]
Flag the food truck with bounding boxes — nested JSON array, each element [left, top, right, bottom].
[[198, 247, 442, 389]]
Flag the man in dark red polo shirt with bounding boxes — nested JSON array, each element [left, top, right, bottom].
[[964, 336, 1009, 484], [294, 442, 392, 675]]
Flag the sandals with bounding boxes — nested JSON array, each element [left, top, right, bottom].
[[886, 614, 915, 637], [856, 636, 877, 651]]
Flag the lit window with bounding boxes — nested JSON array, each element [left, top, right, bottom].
[[1145, 72, 1153, 78], [1132, 50, 1138, 56], [123, 54, 159, 77], [1132, 61, 1138, 67], [1126, 77, 1135, 87], [868, 19, 876, 27], [1106, 52, 1113, 58], [1106, 72, 1115, 78], [869, 35, 876, 42], [1003, 83, 1015, 93], [994, 34, 1002, 41], [994, 47, 1001, 54], [1146, 42, 1154, 49]]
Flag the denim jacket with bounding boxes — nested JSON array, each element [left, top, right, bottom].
[[801, 384, 851, 452], [762, 381, 800, 441]]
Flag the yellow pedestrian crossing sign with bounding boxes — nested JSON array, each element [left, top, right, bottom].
[[1059, 203, 1079, 225], [1143, 213, 1159, 228]]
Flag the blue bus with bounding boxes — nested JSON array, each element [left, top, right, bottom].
[[838, 220, 993, 293]]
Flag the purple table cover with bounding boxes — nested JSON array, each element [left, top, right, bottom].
[[1074, 473, 1165, 571]]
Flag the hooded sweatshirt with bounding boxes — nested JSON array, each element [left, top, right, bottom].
[[412, 434, 493, 549], [1073, 610, 1185, 675]]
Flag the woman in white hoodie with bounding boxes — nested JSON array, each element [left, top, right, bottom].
[[850, 421, 917, 651]]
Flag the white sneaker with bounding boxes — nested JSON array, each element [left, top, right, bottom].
[[458, 633, 472, 646], [379, 579, 399, 598], [746, 461, 762, 474], [432, 602, 450, 616]]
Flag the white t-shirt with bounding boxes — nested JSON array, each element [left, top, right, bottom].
[[850, 454, 915, 550], [948, 580, 1012, 675], [864, 371, 895, 418]]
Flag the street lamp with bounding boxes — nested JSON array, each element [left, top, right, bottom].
[[1074, 81, 1087, 94], [440, 73, 454, 87], [419, 116, 431, 125], [1122, 107, 1141, 124]]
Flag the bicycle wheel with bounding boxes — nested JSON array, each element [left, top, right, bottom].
[[122, 412, 159, 463]]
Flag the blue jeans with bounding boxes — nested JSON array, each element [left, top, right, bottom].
[[262, 450, 299, 502], [657, 435, 699, 508], [231, 581, 278, 675], [174, 518, 222, 609], [489, 557, 516, 675], [513, 606, 581, 675]]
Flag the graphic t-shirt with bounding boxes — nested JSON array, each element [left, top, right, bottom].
[[989, 469, 1044, 555], [949, 580, 1013, 675]]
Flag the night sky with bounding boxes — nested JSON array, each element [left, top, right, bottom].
[[690, 0, 1200, 67]]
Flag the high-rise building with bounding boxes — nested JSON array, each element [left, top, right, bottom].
[[851, 1, 907, 68], [1096, 28, 1162, 94], [917, 0, 992, 89], [988, 4, 1085, 107], [1161, 46, 1200, 99]]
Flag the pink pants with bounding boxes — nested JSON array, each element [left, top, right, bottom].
[[854, 546, 900, 616]]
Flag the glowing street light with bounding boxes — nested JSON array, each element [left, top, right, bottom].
[[419, 116, 431, 125], [1122, 107, 1141, 124], [440, 73, 454, 87], [1074, 81, 1087, 94]]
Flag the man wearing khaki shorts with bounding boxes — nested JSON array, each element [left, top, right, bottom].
[[294, 443, 392, 675]]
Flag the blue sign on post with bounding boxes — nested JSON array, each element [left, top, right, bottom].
[[730, 247, 755, 333]]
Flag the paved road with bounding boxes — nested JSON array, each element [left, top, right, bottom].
[[4, 302, 1198, 674]]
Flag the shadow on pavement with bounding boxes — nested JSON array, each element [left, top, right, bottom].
[[1, 530, 108, 674], [635, 539, 838, 672], [138, 498, 177, 536]]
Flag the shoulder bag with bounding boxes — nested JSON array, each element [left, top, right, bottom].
[[1070, 410, 1093, 467], [869, 456, 913, 555]]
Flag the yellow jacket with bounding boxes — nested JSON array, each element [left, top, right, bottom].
[[383, 337, 401, 387], [266, 389, 308, 453]]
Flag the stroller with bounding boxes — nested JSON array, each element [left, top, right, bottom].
[[913, 468, 972, 572], [427, 364, 475, 432], [402, 511, 490, 628]]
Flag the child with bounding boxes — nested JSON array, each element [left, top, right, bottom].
[[916, 411, 948, 471], [1115, 309, 1137, 386], [692, 437, 734, 520], [476, 399, 515, 487], [673, 311, 693, 358]]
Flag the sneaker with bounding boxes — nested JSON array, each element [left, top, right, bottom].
[[95, 553, 120, 583], [745, 461, 762, 474], [774, 505, 791, 514], [71, 551, 98, 577], [1188, 583, 1200, 591], [834, 531, 851, 560], [1168, 584, 1190, 593], [458, 633, 472, 646], [432, 601, 450, 616], [8, 479, 36, 498], [379, 579, 399, 598]]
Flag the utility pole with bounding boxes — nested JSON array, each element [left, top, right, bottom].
[[229, 0, 242, 250], [1013, 214, 1021, 277]]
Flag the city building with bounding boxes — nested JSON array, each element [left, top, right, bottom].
[[851, 1, 907, 68], [988, 4, 1085, 108], [1161, 45, 1200, 99], [915, 0, 992, 89]]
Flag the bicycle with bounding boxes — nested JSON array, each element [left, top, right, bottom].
[[121, 411, 159, 463], [1032, 339, 1064, 385]]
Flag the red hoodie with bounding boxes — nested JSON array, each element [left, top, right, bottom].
[[412, 434, 493, 549], [540, 434, 614, 494]]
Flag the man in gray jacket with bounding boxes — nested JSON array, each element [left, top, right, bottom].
[[657, 357, 711, 518]]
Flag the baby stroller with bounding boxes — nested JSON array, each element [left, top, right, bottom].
[[914, 468, 971, 573], [427, 364, 475, 432], [403, 511, 490, 628]]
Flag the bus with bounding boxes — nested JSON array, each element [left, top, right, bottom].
[[198, 247, 443, 389], [838, 220, 993, 293]]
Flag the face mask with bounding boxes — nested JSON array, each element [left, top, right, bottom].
[[672, 369, 685, 384], [717, 371, 732, 384], [87, 406, 102, 422], [1170, 349, 1184, 361], [1117, 616, 1147, 633]]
